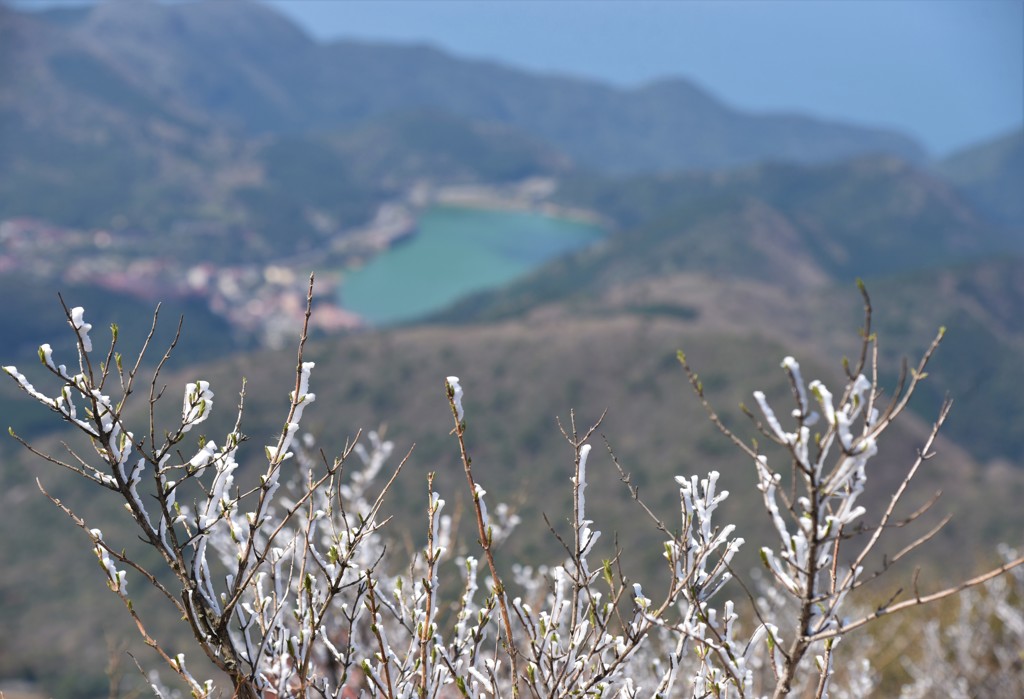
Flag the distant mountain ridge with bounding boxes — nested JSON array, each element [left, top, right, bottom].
[[9, 0, 926, 174], [937, 128, 1024, 227]]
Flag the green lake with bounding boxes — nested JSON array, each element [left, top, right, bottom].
[[339, 206, 604, 325]]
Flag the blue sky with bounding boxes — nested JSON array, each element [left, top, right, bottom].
[[11, 0, 1023, 156]]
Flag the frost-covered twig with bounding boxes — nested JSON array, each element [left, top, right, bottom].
[[5, 281, 1024, 699], [678, 284, 1023, 697], [445, 375, 521, 696]]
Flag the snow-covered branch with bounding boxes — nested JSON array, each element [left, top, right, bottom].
[[4, 281, 1022, 698]]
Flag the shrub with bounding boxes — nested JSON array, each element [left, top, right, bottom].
[[4, 278, 1022, 698]]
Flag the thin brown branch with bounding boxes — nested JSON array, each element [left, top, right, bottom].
[[446, 378, 520, 697], [7, 430, 117, 489], [678, 350, 760, 461], [604, 437, 669, 536], [811, 554, 1024, 643], [841, 398, 951, 591]]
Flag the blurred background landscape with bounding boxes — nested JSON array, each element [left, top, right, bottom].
[[0, 0, 1022, 695]]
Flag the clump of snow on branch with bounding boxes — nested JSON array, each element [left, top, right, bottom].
[[69, 305, 93, 353], [446, 375, 464, 422]]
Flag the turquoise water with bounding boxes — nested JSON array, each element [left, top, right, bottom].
[[339, 206, 603, 325]]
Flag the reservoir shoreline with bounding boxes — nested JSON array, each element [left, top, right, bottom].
[[335, 177, 606, 265], [337, 196, 606, 326], [426, 178, 607, 228]]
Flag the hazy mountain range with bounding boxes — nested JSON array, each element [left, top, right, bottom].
[[1, 0, 935, 239], [0, 1, 1022, 696], [2, 0, 925, 168]]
